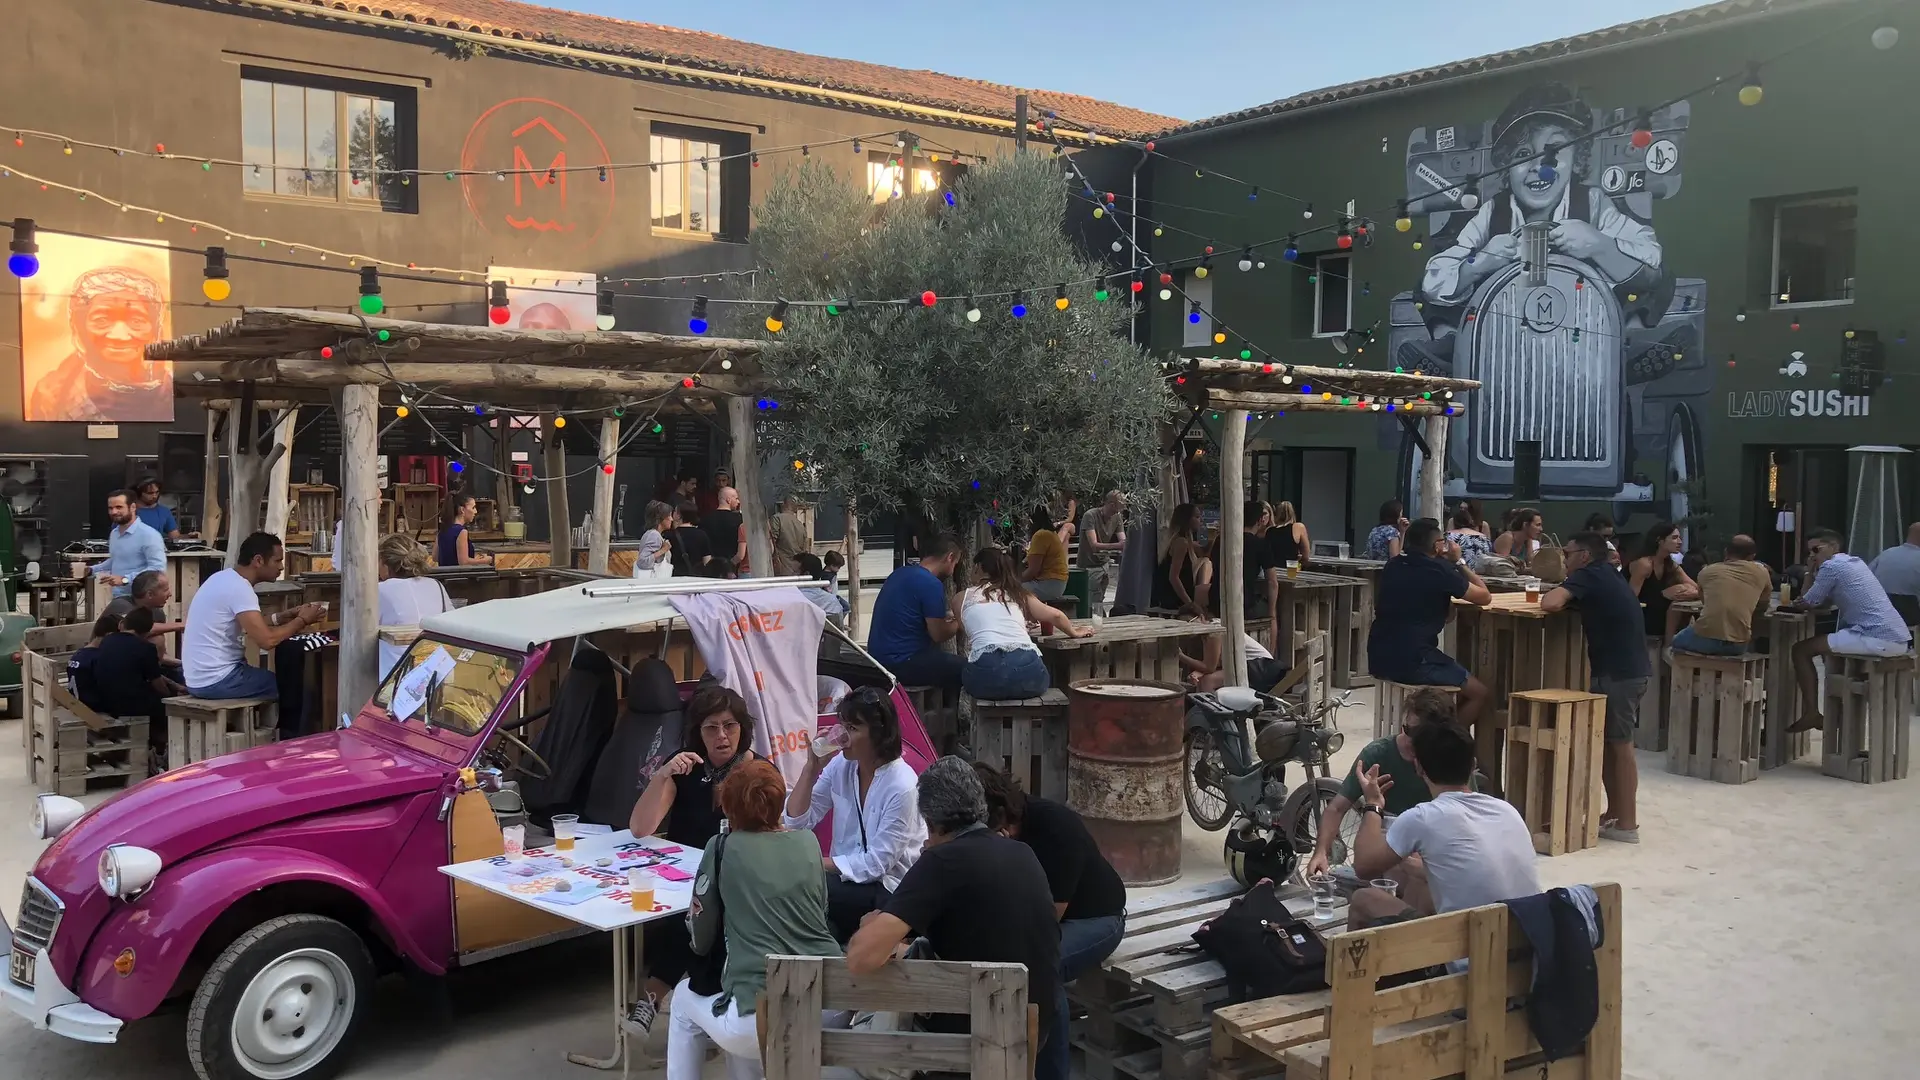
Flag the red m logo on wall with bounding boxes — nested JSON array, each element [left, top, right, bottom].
[[460, 98, 615, 249]]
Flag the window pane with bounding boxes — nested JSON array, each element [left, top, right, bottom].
[[658, 149, 683, 230], [372, 98, 401, 209], [273, 82, 306, 196], [305, 86, 338, 198], [650, 135, 665, 225], [1775, 200, 1856, 305], [346, 95, 374, 200], [687, 154, 709, 233], [1317, 256, 1350, 334], [867, 159, 894, 203], [241, 79, 274, 194]]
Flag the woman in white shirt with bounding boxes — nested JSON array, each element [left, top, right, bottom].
[[784, 687, 928, 942], [960, 547, 1090, 700], [376, 533, 451, 678]]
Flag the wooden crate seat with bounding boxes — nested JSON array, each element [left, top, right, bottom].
[[961, 688, 1069, 800], [163, 694, 280, 770], [1371, 680, 1459, 741], [1822, 653, 1914, 784], [1504, 689, 1606, 855], [1668, 653, 1766, 784]]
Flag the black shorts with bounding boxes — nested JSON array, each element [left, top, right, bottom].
[[1248, 657, 1289, 694]]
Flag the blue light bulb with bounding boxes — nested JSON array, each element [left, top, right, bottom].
[[1188, 311, 1201, 324], [1011, 303, 1027, 318], [944, 191, 955, 207], [1538, 164, 1557, 183], [7, 252, 38, 278], [688, 317, 709, 334]]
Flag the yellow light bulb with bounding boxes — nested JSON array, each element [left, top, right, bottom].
[[395, 406, 410, 419], [1193, 265, 1209, 278], [1738, 83, 1763, 107], [765, 317, 784, 333], [1322, 392, 1332, 401], [1395, 216, 1412, 232], [1092, 207, 1104, 219], [201, 278, 232, 302], [792, 459, 805, 470], [1213, 332, 1226, 345], [1055, 297, 1070, 311], [554, 416, 567, 428]]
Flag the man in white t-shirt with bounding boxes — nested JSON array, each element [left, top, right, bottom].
[[1182, 631, 1289, 694], [182, 532, 325, 700], [1348, 720, 1540, 927]]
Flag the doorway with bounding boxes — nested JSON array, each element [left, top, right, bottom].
[[1744, 445, 1849, 571], [1259, 448, 1355, 551]]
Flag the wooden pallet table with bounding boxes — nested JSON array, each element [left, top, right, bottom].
[[1450, 593, 1590, 797], [1504, 688, 1606, 855], [1761, 608, 1816, 768], [1269, 572, 1360, 686], [1038, 615, 1220, 690], [1668, 653, 1765, 784], [1371, 680, 1458, 741], [25, 580, 89, 627], [962, 688, 1069, 800], [162, 695, 279, 769], [1311, 556, 1384, 689], [21, 623, 96, 771], [1072, 877, 1347, 1080]]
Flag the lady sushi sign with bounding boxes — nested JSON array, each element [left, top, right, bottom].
[[1726, 388, 1872, 419], [1726, 334, 1886, 420]]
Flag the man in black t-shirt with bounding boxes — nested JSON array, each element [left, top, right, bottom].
[[92, 607, 184, 750], [700, 487, 748, 572], [1368, 519, 1494, 727], [974, 763, 1124, 1080], [848, 757, 1060, 1051], [1542, 531, 1652, 845]]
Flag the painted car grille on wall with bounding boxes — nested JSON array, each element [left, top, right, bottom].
[[1469, 261, 1620, 468]]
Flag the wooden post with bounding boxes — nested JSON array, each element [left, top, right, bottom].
[[544, 415, 572, 568], [493, 417, 515, 515], [336, 385, 380, 720], [1419, 414, 1450, 523], [222, 405, 281, 567], [587, 416, 619, 574], [845, 504, 862, 636], [1221, 410, 1249, 688], [262, 407, 298, 569], [202, 403, 225, 542], [729, 397, 773, 577]]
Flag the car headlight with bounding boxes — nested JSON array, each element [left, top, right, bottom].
[[98, 845, 163, 900], [33, 794, 85, 840]]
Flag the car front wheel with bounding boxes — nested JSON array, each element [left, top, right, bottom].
[[186, 913, 374, 1080]]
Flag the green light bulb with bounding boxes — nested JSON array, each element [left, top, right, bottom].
[[358, 294, 384, 315]]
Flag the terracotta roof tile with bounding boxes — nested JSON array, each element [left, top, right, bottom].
[[238, 0, 1180, 138], [1158, 0, 1850, 139]]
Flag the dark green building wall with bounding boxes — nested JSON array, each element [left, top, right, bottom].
[[1129, 2, 1916, 558]]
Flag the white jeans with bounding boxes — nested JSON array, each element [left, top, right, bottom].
[[667, 980, 762, 1080]]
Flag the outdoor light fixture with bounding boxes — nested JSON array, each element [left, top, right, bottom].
[[359, 266, 384, 316], [8, 218, 39, 278], [964, 296, 981, 323], [1011, 291, 1027, 319], [596, 288, 616, 331], [486, 279, 508, 324], [201, 246, 230, 301], [688, 295, 710, 335], [1055, 283, 1070, 311], [1395, 200, 1412, 232], [765, 299, 789, 334]]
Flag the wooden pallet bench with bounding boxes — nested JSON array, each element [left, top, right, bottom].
[[962, 689, 1070, 800], [162, 694, 279, 770]]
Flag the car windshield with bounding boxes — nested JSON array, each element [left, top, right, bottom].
[[372, 637, 523, 736]]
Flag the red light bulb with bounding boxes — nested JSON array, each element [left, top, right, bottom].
[[1261, 363, 1274, 373], [921, 290, 937, 306], [489, 306, 510, 325], [154, 142, 165, 154], [1130, 280, 1144, 294], [320, 346, 334, 359], [1144, 141, 1156, 152], [1204, 245, 1214, 255], [1105, 192, 1115, 202], [1630, 129, 1653, 150], [1159, 272, 1173, 285], [682, 377, 696, 388], [602, 463, 616, 474], [1336, 234, 1354, 250]]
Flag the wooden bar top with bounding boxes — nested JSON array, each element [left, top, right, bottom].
[[1310, 556, 1387, 572], [1035, 613, 1223, 650], [1272, 570, 1364, 589], [1453, 592, 1558, 618]]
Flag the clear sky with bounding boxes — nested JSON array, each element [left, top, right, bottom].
[[540, 0, 1703, 122]]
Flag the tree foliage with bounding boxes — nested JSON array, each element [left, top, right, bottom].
[[749, 152, 1169, 531]]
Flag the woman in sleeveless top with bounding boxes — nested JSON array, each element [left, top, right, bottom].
[[1628, 521, 1699, 640], [960, 548, 1090, 699], [1492, 507, 1543, 561], [1156, 503, 1205, 613], [437, 495, 492, 567], [1265, 500, 1310, 572]]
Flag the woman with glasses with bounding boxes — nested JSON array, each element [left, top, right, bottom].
[[623, 686, 761, 1037], [784, 687, 927, 942]]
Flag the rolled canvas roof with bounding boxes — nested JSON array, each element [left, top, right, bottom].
[[419, 577, 824, 652]]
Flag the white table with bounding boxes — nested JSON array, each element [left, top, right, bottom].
[[441, 829, 703, 1076]]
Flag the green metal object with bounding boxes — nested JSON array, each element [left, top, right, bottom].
[[0, 498, 14, 611], [0, 612, 31, 697], [1065, 568, 1090, 619]]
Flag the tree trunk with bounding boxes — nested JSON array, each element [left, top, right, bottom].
[[337, 385, 381, 720]]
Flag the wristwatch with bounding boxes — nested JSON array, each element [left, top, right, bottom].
[[1360, 803, 1385, 817]]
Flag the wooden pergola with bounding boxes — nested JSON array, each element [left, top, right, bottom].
[[1174, 359, 1482, 687], [148, 308, 773, 713]]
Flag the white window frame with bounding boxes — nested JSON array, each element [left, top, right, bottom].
[[1312, 254, 1353, 338], [1180, 274, 1215, 349], [1769, 194, 1856, 311]]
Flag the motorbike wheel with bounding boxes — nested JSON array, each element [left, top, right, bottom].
[[1183, 728, 1234, 832], [1278, 777, 1354, 881]]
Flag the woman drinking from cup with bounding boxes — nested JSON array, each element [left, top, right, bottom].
[[785, 687, 927, 942], [623, 686, 762, 1036]]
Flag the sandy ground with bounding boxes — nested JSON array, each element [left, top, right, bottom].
[[1, 686, 1915, 1079]]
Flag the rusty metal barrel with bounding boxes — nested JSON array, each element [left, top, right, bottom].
[[1066, 679, 1186, 887]]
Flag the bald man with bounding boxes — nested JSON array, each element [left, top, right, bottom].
[[701, 486, 748, 571], [1869, 522, 1920, 600], [1671, 534, 1772, 657]]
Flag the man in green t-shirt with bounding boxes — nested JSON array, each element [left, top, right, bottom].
[[1304, 687, 1456, 911]]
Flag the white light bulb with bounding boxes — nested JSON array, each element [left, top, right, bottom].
[[1460, 192, 1480, 211], [1158, 288, 1172, 300], [1872, 26, 1899, 49], [1111, 240, 1123, 252], [721, 358, 734, 370], [594, 314, 615, 331], [966, 308, 982, 323], [1238, 258, 1253, 272]]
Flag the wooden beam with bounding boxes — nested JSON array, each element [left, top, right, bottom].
[[1191, 357, 1481, 393], [1221, 409, 1249, 688], [845, 504, 862, 637], [1419, 414, 1451, 523], [337, 385, 381, 719], [544, 415, 572, 568], [172, 360, 751, 396], [588, 416, 619, 574], [1205, 388, 1463, 416], [202, 403, 225, 542], [494, 417, 515, 516], [262, 407, 298, 566], [729, 396, 772, 578]]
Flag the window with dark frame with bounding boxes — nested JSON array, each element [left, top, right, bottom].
[[649, 123, 753, 241], [240, 70, 414, 212], [1313, 254, 1352, 336], [1771, 195, 1855, 308]]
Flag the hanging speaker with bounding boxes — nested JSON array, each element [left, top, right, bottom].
[[1513, 441, 1542, 501]]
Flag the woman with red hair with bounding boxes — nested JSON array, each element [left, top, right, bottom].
[[668, 759, 841, 1080]]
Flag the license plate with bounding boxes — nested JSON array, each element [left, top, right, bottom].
[[8, 948, 31, 987]]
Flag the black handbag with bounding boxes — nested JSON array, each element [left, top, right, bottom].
[[685, 830, 728, 996], [1190, 879, 1329, 1003]]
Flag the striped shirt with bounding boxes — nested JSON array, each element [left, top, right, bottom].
[[1803, 553, 1912, 645]]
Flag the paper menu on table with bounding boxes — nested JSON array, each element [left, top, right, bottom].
[[390, 645, 457, 721]]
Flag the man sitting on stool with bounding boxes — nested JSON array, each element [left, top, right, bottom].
[[1671, 534, 1773, 656], [1368, 518, 1493, 728], [182, 532, 324, 700], [1786, 528, 1915, 733], [1305, 688, 1457, 909], [1348, 722, 1539, 929]]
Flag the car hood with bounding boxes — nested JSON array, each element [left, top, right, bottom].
[[33, 728, 449, 902]]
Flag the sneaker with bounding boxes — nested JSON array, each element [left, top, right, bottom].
[[623, 993, 658, 1035], [1598, 824, 1640, 845]]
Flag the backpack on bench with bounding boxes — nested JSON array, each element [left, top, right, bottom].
[[1191, 878, 1329, 1003]]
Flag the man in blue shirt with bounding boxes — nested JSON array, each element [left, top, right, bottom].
[[1787, 528, 1915, 734], [133, 477, 183, 539], [1368, 518, 1493, 727], [868, 535, 963, 690], [94, 489, 166, 599]]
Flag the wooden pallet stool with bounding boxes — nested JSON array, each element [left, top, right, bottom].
[[1504, 689, 1606, 855], [902, 683, 960, 756], [961, 688, 1069, 800], [1634, 637, 1671, 752], [1370, 680, 1459, 740], [1668, 653, 1766, 784], [163, 695, 280, 770], [1762, 611, 1816, 768], [1821, 653, 1914, 784], [30, 684, 149, 796]]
